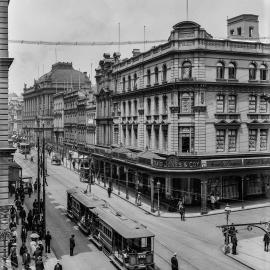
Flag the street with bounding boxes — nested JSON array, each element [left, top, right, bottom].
[[15, 151, 268, 270]]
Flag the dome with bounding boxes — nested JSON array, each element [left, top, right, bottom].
[[173, 21, 201, 30], [37, 62, 90, 85]]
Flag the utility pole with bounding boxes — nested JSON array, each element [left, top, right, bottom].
[[42, 123, 46, 238], [37, 125, 41, 214]]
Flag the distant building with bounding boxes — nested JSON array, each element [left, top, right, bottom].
[[22, 62, 91, 148], [8, 93, 23, 136], [93, 15, 270, 213]]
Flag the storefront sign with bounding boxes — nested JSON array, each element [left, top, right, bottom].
[[205, 159, 242, 168], [153, 155, 201, 169], [244, 158, 270, 166]]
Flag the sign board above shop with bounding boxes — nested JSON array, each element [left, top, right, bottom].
[[153, 155, 201, 169]]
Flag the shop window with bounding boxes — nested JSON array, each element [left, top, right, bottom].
[[180, 92, 194, 113], [216, 129, 225, 152], [260, 64, 268, 81], [154, 67, 159, 84], [228, 130, 237, 152], [228, 63, 236, 79], [147, 69, 151, 86], [260, 129, 268, 151], [259, 96, 267, 113], [228, 95, 236, 113], [178, 127, 194, 153], [216, 95, 225, 113], [216, 62, 225, 79], [249, 129, 257, 151], [249, 63, 257, 80], [162, 64, 167, 82], [249, 95, 257, 113]]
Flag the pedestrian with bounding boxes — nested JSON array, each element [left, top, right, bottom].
[[10, 205, 17, 222], [107, 186, 112, 198], [210, 194, 216, 210], [137, 192, 142, 206], [9, 220, 17, 231], [231, 234, 238, 255], [72, 160, 76, 170], [33, 199, 38, 210], [22, 251, 31, 267], [19, 242, 28, 257], [10, 244, 18, 270], [40, 199, 44, 212], [33, 246, 42, 262], [20, 207, 27, 224], [35, 256, 44, 270], [27, 210, 33, 231], [38, 240, 44, 256], [21, 225, 27, 243], [28, 184, 33, 198], [24, 264, 32, 270], [69, 234, 75, 256], [54, 260, 63, 270], [263, 233, 270, 252], [177, 200, 185, 221], [171, 253, 179, 270], [45, 231, 52, 253], [34, 180, 37, 193], [20, 192, 25, 205]]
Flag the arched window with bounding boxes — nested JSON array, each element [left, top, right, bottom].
[[162, 64, 167, 82], [249, 63, 257, 80], [134, 73, 137, 89], [147, 69, 151, 86], [122, 77, 126, 92], [228, 62, 236, 79], [182, 61, 192, 79], [260, 64, 268, 81], [154, 67, 159, 84], [128, 75, 131, 91], [216, 62, 225, 79]]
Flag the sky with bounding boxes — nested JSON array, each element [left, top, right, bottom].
[[8, 0, 270, 95]]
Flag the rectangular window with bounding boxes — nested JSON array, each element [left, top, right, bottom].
[[259, 97, 267, 113], [114, 127, 119, 144], [228, 95, 236, 113], [249, 129, 257, 151], [155, 97, 159, 114], [237, 27, 242, 36], [180, 92, 194, 113], [179, 127, 194, 153], [154, 128, 159, 149], [228, 130, 237, 152], [162, 95, 168, 114], [134, 100, 138, 115], [249, 26, 254, 37], [260, 129, 268, 151], [147, 99, 151, 115], [134, 127, 138, 147], [122, 127, 126, 145], [249, 96, 257, 113], [162, 128, 168, 151], [216, 130, 225, 152], [147, 127, 151, 148], [216, 95, 225, 113]]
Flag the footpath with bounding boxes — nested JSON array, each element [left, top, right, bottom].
[[59, 155, 270, 270]]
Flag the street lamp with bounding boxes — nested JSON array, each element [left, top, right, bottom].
[[224, 203, 231, 254], [157, 181, 161, 216]]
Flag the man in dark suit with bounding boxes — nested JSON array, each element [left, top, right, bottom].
[[69, 234, 75, 256], [171, 253, 179, 270]]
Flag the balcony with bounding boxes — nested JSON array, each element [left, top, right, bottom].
[[247, 113, 270, 121], [215, 113, 241, 121]]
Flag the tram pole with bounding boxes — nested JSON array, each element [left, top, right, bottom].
[[42, 123, 46, 238], [37, 129, 41, 214]]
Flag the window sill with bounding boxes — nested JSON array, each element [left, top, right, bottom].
[[248, 80, 258, 83], [260, 80, 269, 83], [228, 79, 238, 82], [216, 78, 226, 82]]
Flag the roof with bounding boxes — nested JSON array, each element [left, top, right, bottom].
[[173, 21, 201, 30], [94, 207, 154, 239], [37, 62, 90, 85], [137, 149, 165, 160], [67, 187, 105, 209], [9, 162, 21, 169]]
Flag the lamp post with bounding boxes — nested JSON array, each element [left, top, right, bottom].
[[42, 122, 46, 238], [157, 181, 161, 216], [224, 203, 231, 254]]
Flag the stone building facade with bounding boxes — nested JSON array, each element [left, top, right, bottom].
[[93, 15, 270, 213], [8, 93, 23, 137], [22, 62, 91, 148]]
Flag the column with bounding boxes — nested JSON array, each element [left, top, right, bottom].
[[135, 171, 139, 204], [110, 163, 113, 189], [125, 166, 129, 199], [201, 178, 208, 214], [103, 161, 106, 187], [241, 176, 245, 209], [256, 128, 260, 151], [186, 177, 192, 204], [150, 176, 155, 212], [165, 175, 172, 198]]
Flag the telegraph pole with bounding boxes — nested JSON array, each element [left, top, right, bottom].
[[42, 123, 46, 237], [37, 124, 41, 214]]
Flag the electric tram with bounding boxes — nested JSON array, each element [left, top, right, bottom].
[[66, 187, 155, 269]]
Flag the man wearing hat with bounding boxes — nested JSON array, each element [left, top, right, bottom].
[[54, 259, 63, 270], [171, 253, 179, 270]]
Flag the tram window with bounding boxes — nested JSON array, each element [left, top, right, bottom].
[[141, 238, 147, 248]]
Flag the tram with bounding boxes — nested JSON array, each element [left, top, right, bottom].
[[66, 187, 155, 270]]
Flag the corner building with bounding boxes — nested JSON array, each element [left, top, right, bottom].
[[94, 15, 270, 213]]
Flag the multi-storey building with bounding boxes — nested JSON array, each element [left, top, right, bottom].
[[0, 0, 16, 256], [22, 62, 91, 147], [8, 93, 23, 137], [53, 91, 64, 153], [93, 14, 270, 213], [85, 90, 96, 148]]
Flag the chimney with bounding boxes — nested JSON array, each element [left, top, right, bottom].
[[132, 49, 141, 57]]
